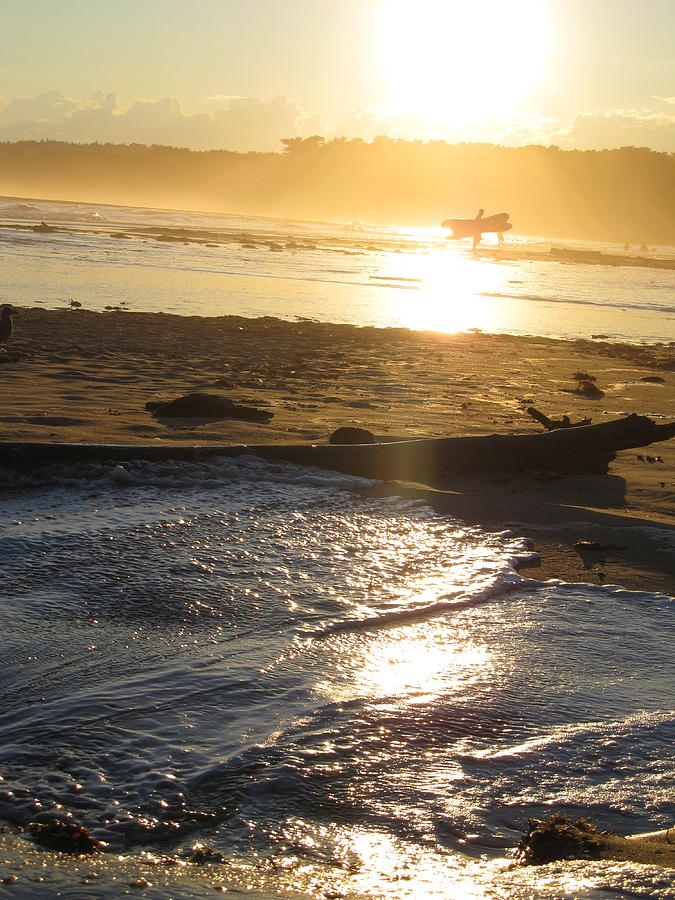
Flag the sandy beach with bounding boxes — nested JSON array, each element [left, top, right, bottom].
[[2, 306, 673, 594]]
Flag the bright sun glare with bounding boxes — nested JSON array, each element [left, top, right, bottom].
[[378, 0, 551, 127]]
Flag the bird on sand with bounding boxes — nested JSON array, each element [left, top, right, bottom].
[[0, 306, 14, 349]]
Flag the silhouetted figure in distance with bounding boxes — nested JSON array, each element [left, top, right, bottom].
[[473, 208, 484, 250]]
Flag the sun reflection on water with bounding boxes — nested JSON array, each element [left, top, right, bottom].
[[381, 247, 507, 333], [274, 819, 510, 898], [359, 627, 487, 702], [318, 621, 490, 705]]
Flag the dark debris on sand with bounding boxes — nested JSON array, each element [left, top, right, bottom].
[[28, 820, 102, 854], [571, 371, 605, 399], [514, 815, 675, 868], [574, 539, 622, 552], [515, 816, 609, 865], [188, 843, 226, 864]]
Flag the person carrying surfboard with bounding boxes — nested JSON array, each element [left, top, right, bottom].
[[441, 211, 511, 243]]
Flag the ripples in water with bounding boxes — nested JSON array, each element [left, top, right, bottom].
[[0, 457, 672, 897]]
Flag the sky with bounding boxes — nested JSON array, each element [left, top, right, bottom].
[[1, 0, 674, 152]]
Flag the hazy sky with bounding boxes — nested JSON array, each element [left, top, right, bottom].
[[1, 0, 674, 151]]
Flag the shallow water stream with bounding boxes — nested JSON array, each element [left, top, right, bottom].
[[0, 457, 672, 897]]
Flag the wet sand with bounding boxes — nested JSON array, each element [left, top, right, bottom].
[[1, 306, 673, 593]]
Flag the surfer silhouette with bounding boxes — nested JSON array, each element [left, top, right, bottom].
[[441, 211, 511, 244]]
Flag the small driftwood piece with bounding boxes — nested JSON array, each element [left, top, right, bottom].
[[527, 407, 591, 431]]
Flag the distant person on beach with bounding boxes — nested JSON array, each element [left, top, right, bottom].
[[640, 242, 649, 254], [623, 242, 630, 252], [473, 208, 484, 250]]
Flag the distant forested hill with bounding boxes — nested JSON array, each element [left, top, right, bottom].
[[1, 138, 674, 244]]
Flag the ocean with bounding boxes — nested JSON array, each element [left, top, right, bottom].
[[1, 195, 674, 343], [0, 197, 673, 897]]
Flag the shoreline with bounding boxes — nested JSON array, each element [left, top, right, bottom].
[[3, 190, 675, 255], [4, 216, 675, 274], [1, 306, 673, 594], [0, 819, 671, 895]]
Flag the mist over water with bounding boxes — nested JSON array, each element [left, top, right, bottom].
[[1, 196, 674, 343], [0, 458, 672, 897]]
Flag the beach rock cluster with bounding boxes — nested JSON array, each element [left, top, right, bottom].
[[329, 426, 375, 444], [145, 392, 273, 422]]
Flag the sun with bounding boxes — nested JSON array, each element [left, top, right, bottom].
[[377, 0, 551, 129]]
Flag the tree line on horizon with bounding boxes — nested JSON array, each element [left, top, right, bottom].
[[1, 137, 674, 244]]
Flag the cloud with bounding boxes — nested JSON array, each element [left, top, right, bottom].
[[556, 107, 675, 152], [457, 113, 557, 147], [1, 90, 674, 153], [0, 89, 81, 125], [213, 95, 325, 149], [335, 105, 417, 141], [0, 90, 324, 151]]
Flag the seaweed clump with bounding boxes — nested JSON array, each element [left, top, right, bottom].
[[514, 816, 608, 865], [29, 819, 101, 854]]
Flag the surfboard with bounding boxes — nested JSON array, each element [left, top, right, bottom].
[[441, 212, 511, 238]]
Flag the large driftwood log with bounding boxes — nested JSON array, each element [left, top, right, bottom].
[[1, 415, 673, 480]]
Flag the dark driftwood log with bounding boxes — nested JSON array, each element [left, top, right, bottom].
[[1, 415, 673, 480]]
